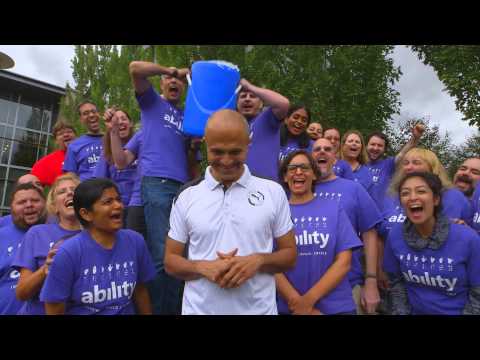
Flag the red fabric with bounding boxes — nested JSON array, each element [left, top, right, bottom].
[[31, 150, 66, 187]]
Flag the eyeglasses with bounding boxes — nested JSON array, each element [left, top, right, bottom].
[[287, 164, 312, 172], [81, 109, 98, 116], [313, 146, 333, 153]]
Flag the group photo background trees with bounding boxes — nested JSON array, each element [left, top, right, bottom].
[[57, 45, 480, 176]]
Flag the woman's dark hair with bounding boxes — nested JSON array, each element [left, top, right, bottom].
[[397, 171, 443, 217], [279, 149, 321, 194], [73, 178, 120, 227], [366, 132, 389, 151], [280, 105, 311, 148]]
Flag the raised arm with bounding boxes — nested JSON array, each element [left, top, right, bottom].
[[394, 123, 425, 164], [104, 108, 137, 169], [240, 79, 290, 120], [129, 61, 189, 96]]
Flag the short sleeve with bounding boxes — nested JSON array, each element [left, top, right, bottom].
[[125, 131, 141, 156], [93, 154, 109, 178], [134, 233, 157, 283], [383, 230, 401, 275], [136, 86, 160, 110], [272, 186, 294, 238], [167, 193, 189, 244], [11, 229, 37, 271], [467, 230, 480, 287], [62, 146, 77, 174], [355, 183, 382, 233], [39, 248, 75, 303], [335, 208, 363, 254]]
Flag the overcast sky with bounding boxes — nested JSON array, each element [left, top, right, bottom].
[[1, 45, 477, 145]]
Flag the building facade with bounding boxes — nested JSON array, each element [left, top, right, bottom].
[[0, 70, 65, 215]]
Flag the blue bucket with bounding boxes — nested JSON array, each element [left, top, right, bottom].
[[183, 60, 241, 137]]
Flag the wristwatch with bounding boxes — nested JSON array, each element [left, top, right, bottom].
[[365, 273, 377, 280]]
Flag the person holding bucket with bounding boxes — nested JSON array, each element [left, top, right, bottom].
[[128, 60, 198, 315], [236, 79, 290, 182]]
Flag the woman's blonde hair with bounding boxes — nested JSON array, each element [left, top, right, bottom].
[[46, 173, 81, 216], [389, 147, 452, 195], [340, 130, 369, 165]]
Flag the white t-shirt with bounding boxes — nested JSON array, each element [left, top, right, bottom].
[[168, 165, 293, 315]]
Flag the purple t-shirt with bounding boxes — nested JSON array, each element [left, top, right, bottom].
[[278, 197, 362, 314], [379, 189, 474, 240], [333, 159, 354, 180], [246, 107, 281, 181], [40, 229, 156, 315], [384, 222, 480, 314], [352, 164, 375, 197], [315, 177, 382, 287], [93, 153, 138, 207], [11, 223, 81, 315], [0, 224, 26, 315], [0, 215, 12, 228], [63, 134, 103, 181], [124, 130, 143, 207], [136, 87, 189, 183], [366, 156, 396, 209], [278, 139, 314, 164], [471, 183, 480, 232]]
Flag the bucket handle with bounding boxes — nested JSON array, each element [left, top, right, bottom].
[[187, 73, 242, 95], [186, 73, 243, 113]]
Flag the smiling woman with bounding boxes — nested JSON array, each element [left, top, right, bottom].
[[39, 178, 156, 315], [12, 173, 82, 315], [384, 171, 480, 315]]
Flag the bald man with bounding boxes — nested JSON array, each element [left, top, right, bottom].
[[0, 174, 44, 228], [165, 110, 297, 315]]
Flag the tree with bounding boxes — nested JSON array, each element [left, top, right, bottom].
[[450, 131, 480, 177], [411, 45, 480, 128], [60, 45, 403, 139], [385, 116, 458, 175]]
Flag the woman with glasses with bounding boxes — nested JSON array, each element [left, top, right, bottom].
[[275, 150, 362, 315], [40, 178, 156, 315], [12, 173, 82, 315]]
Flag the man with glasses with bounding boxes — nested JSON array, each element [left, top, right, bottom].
[[311, 138, 382, 315], [31, 120, 77, 187], [63, 101, 103, 181]]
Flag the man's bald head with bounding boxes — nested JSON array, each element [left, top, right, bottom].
[[205, 110, 250, 145], [17, 174, 43, 191], [204, 110, 251, 188]]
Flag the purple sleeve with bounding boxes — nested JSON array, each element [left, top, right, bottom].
[[11, 229, 37, 271], [355, 183, 382, 233], [93, 154, 109, 178], [134, 232, 156, 283], [443, 189, 473, 222], [259, 107, 281, 131], [467, 230, 480, 287], [125, 131, 141, 156], [39, 247, 75, 303], [385, 156, 396, 177], [341, 162, 354, 181], [383, 230, 400, 275], [136, 86, 160, 110], [62, 146, 78, 174], [335, 208, 363, 253]]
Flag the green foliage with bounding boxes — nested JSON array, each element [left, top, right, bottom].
[[411, 45, 480, 128], [385, 116, 458, 176], [449, 131, 480, 177], [59, 45, 402, 145]]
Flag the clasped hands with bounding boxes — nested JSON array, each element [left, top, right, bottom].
[[199, 249, 263, 289]]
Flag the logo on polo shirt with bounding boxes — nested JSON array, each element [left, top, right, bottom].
[[248, 191, 265, 206]]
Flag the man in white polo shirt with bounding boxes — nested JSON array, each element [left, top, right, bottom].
[[165, 109, 296, 315]]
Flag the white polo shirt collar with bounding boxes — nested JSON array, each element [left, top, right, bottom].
[[204, 165, 252, 191]]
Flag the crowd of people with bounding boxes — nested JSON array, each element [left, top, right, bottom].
[[1, 58, 480, 315]]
